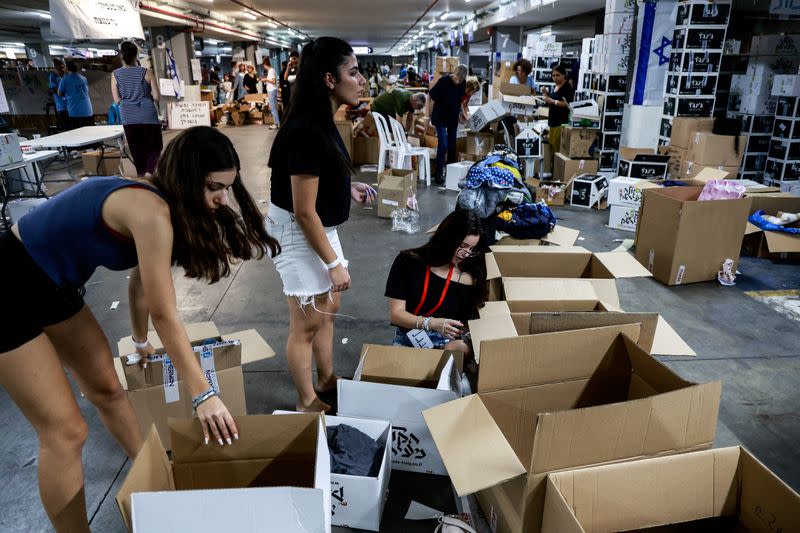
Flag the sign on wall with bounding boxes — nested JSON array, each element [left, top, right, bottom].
[[49, 0, 144, 40], [169, 101, 211, 129]]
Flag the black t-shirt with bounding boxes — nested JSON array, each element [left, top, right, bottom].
[[429, 75, 466, 127], [547, 82, 575, 127], [385, 252, 478, 328], [268, 118, 352, 227], [243, 73, 258, 94]]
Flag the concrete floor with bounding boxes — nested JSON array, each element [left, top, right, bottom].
[[1, 125, 799, 532]]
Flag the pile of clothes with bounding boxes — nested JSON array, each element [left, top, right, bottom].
[[456, 144, 557, 241]]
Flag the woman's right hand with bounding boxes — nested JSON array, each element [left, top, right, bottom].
[[329, 264, 351, 292], [196, 395, 239, 446]]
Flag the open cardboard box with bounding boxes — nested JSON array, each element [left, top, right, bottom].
[[495, 224, 580, 247], [337, 344, 465, 475], [500, 278, 623, 314], [116, 415, 331, 533], [486, 246, 651, 301], [423, 328, 722, 533], [115, 322, 275, 449], [634, 185, 752, 285], [743, 195, 800, 260], [469, 310, 695, 363], [274, 412, 392, 532], [542, 446, 800, 533]]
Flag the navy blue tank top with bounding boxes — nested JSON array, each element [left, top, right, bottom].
[[18, 176, 165, 288]]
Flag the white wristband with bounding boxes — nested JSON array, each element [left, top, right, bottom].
[[132, 337, 149, 350], [325, 257, 341, 270]]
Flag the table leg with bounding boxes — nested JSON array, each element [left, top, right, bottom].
[[62, 146, 77, 181]]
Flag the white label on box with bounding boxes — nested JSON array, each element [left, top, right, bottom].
[[579, 160, 586, 169], [162, 356, 180, 403], [382, 199, 399, 206], [675, 265, 686, 285], [200, 345, 219, 393], [406, 329, 435, 349], [648, 249, 655, 272]]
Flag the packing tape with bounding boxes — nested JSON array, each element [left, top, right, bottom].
[[162, 356, 180, 403], [648, 249, 655, 272], [200, 345, 220, 393], [675, 265, 686, 285]]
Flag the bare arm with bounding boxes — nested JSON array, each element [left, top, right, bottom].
[[111, 74, 120, 105], [404, 112, 413, 133], [388, 298, 462, 334], [146, 68, 160, 103], [128, 267, 149, 342]]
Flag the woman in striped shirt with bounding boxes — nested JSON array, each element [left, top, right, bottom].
[[111, 41, 162, 177]]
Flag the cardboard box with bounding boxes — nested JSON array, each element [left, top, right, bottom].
[[274, 413, 392, 532], [685, 132, 744, 167], [570, 174, 608, 209], [116, 415, 331, 533], [458, 152, 483, 163], [446, 161, 472, 191], [81, 148, 137, 177], [466, 132, 495, 156], [608, 204, 640, 233], [743, 195, 800, 259], [0, 133, 23, 165], [542, 446, 800, 533], [469, 309, 695, 358], [635, 186, 753, 285], [468, 99, 508, 131], [617, 148, 670, 179], [337, 344, 464, 475], [678, 160, 739, 180], [660, 145, 686, 177], [553, 153, 599, 184], [668, 117, 715, 149], [494, 225, 580, 247], [607, 177, 661, 207], [353, 136, 381, 165], [377, 170, 415, 218], [533, 180, 567, 206], [423, 329, 721, 533], [485, 246, 651, 302], [499, 81, 533, 97], [436, 56, 459, 74], [559, 127, 599, 158], [115, 323, 275, 449]]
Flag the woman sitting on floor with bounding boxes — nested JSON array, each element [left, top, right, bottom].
[[385, 209, 489, 357]]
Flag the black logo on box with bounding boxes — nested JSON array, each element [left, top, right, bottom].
[[331, 486, 348, 517], [392, 427, 427, 460]]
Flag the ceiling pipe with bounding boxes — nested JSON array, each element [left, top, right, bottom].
[[140, 3, 266, 42], [387, 0, 440, 53], [227, 0, 311, 40]]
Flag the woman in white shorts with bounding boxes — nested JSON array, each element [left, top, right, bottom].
[[267, 37, 375, 413]]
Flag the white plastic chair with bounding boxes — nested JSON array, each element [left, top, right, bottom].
[[371, 112, 400, 172], [387, 116, 432, 187]]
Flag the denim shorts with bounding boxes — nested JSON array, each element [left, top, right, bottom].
[[392, 328, 450, 349]]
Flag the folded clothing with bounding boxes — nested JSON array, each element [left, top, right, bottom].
[[327, 424, 384, 477]]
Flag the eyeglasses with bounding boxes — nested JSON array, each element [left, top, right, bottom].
[[456, 244, 481, 258]]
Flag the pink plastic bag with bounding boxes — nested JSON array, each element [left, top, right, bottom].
[[698, 179, 746, 201]]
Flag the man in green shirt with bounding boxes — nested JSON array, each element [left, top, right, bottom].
[[371, 89, 427, 132]]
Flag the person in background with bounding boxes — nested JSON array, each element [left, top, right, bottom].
[[459, 79, 481, 124], [429, 63, 467, 185], [243, 64, 259, 95], [370, 89, 426, 133], [58, 61, 93, 130], [509, 58, 538, 94], [267, 37, 375, 413], [201, 64, 210, 85], [111, 41, 162, 178], [404, 66, 419, 86], [385, 209, 488, 358], [0, 126, 280, 533], [261, 56, 280, 130], [220, 73, 234, 103], [541, 64, 575, 169], [209, 65, 221, 103], [48, 59, 68, 132], [282, 50, 300, 107], [399, 64, 408, 80], [232, 62, 246, 101], [421, 70, 430, 86]]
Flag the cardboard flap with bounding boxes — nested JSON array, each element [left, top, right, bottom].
[[652, 316, 696, 356], [478, 324, 641, 393], [422, 395, 527, 496], [764, 230, 800, 253], [485, 252, 501, 280], [468, 315, 519, 363], [543, 225, 580, 246], [744, 222, 761, 235], [337, 379, 458, 422], [587, 279, 621, 309], [117, 322, 220, 355], [359, 344, 452, 385], [592, 252, 653, 278], [504, 278, 600, 302], [478, 301, 512, 318], [313, 416, 332, 533], [169, 414, 319, 464], [693, 167, 730, 183], [116, 425, 174, 530], [222, 329, 275, 364]]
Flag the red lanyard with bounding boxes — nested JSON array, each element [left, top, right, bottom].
[[413, 264, 454, 317]]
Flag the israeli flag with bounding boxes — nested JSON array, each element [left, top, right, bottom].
[[165, 47, 184, 99], [630, 0, 678, 106]]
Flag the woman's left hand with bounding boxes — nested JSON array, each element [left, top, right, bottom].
[[351, 182, 377, 204]]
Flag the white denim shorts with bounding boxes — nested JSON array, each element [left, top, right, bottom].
[[266, 203, 349, 300]]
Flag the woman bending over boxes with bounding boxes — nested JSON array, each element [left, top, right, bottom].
[[385, 209, 489, 358]]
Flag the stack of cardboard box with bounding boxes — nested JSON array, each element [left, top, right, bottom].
[[606, 176, 660, 232], [376, 168, 416, 218], [765, 79, 800, 190], [433, 56, 459, 88]]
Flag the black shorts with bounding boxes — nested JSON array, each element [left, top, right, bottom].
[[0, 232, 84, 353]]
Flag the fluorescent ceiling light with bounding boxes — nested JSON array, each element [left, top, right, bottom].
[[38, 12, 51, 18], [440, 12, 450, 20], [265, 20, 277, 28], [428, 21, 437, 28], [239, 11, 257, 20], [541, 30, 552, 37], [206, 39, 218, 44]]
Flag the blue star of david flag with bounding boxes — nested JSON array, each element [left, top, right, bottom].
[[165, 47, 184, 99], [630, 0, 678, 106]]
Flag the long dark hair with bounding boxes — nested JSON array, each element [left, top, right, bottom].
[[152, 126, 280, 283], [405, 209, 490, 309], [276, 37, 354, 175], [120, 41, 137, 65]]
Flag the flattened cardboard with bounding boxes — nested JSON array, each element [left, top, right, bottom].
[[423, 332, 722, 533], [542, 447, 800, 533]]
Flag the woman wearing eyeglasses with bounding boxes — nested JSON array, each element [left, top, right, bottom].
[[385, 209, 489, 356]]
